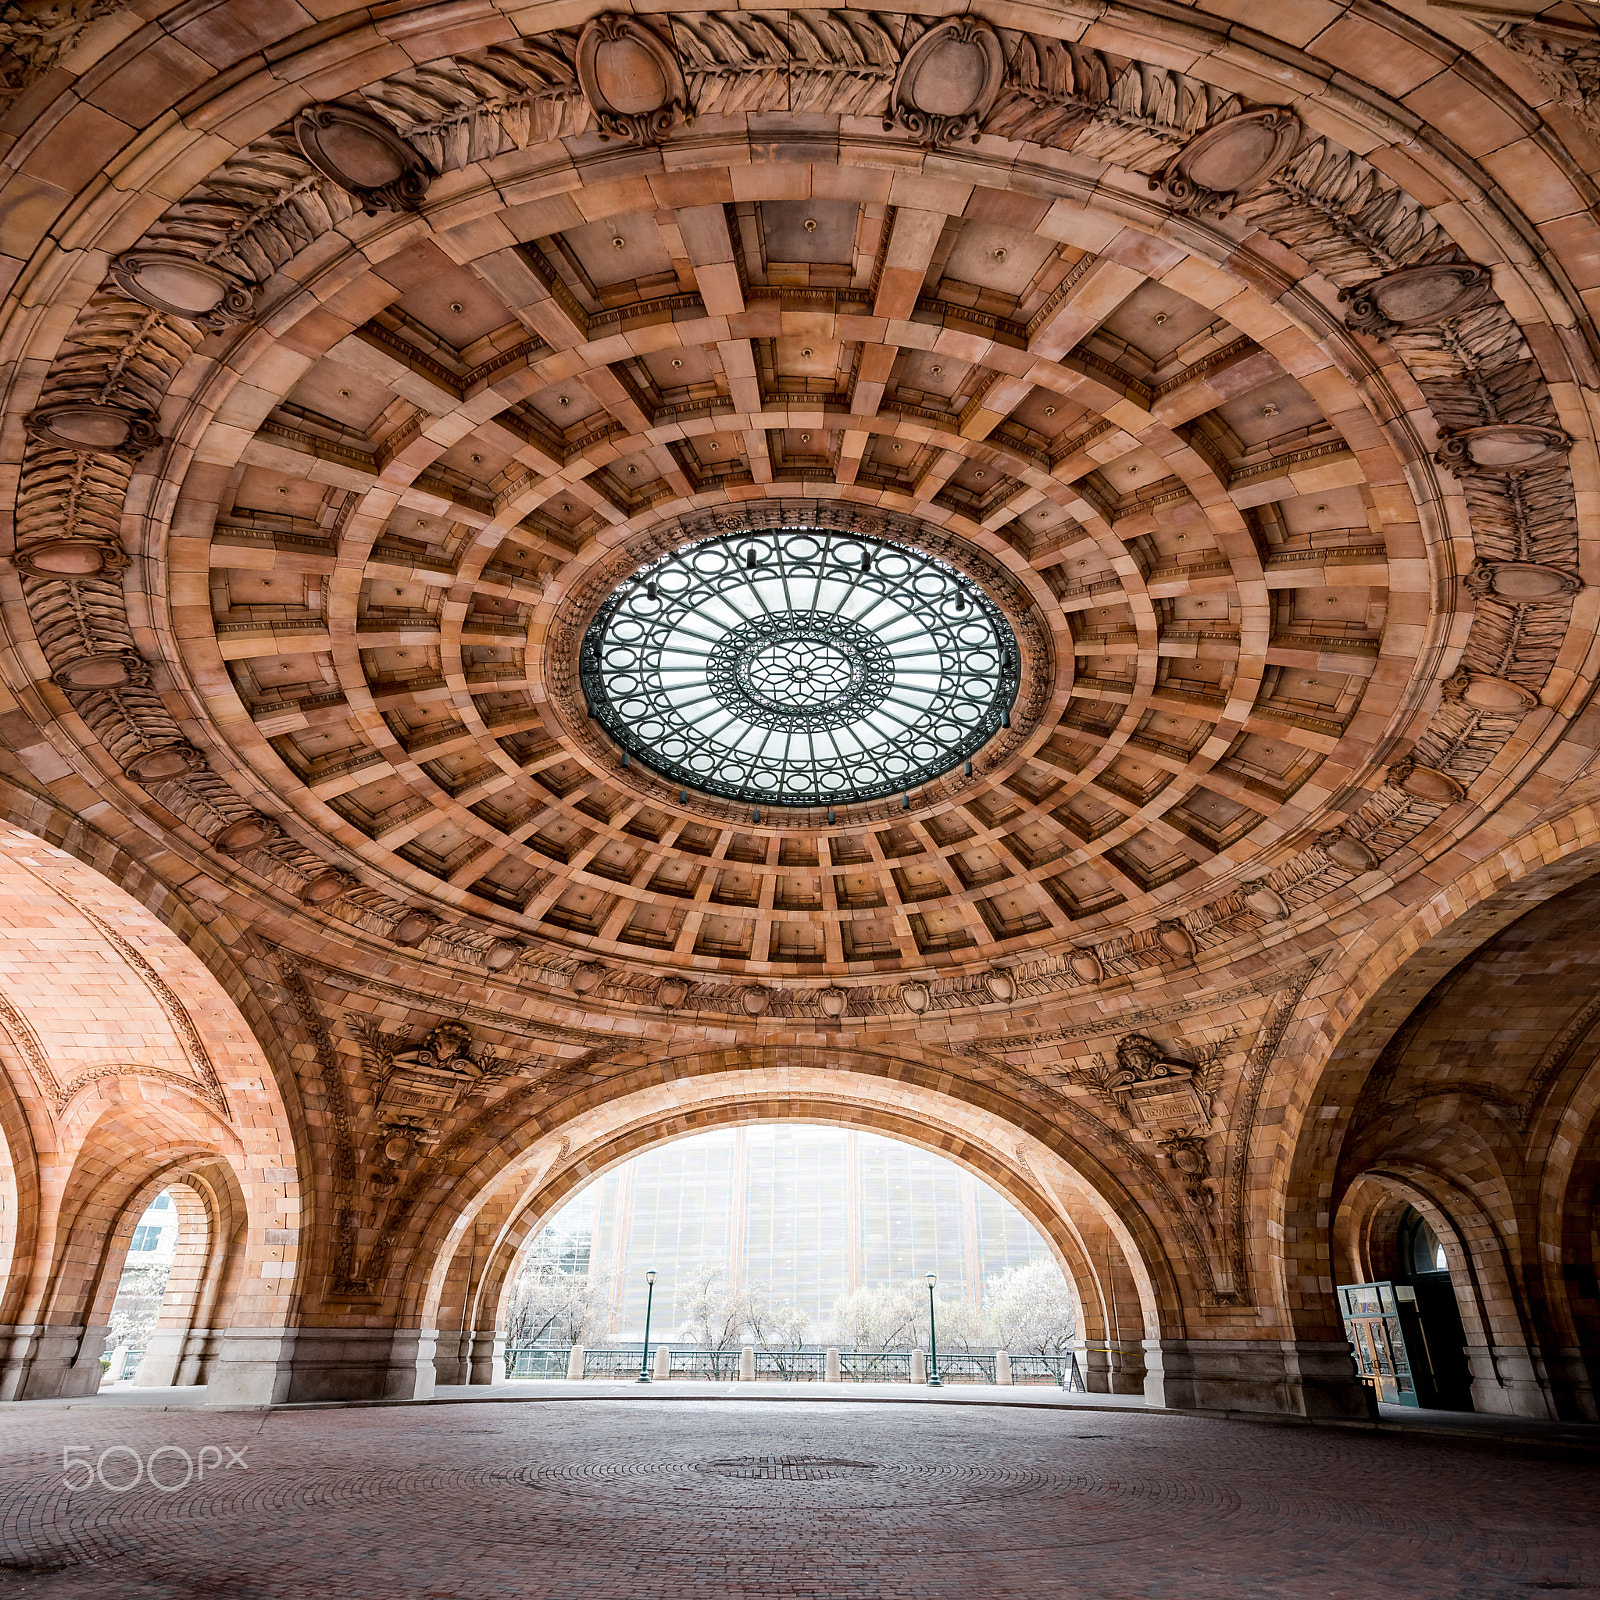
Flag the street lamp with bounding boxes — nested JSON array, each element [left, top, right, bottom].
[[925, 1271, 942, 1388], [637, 1269, 657, 1384]]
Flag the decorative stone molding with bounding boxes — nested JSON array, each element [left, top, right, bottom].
[[886, 18, 1004, 148], [24, 404, 160, 460], [1465, 560, 1583, 601], [570, 962, 605, 995], [1442, 670, 1538, 714], [1241, 882, 1288, 921], [12, 537, 129, 580], [819, 986, 848, 1018], [1084, 1035, 1212, 1129], [1069, 949, 1105, 985], [122, 744, 206, 784], [656, 976, 690, 1008], [1317, 830, 1379, 873], [300, 868, 357, 907], [575, 15, 687, 145], [50, 650, 148, 691], [741, 985, 772, 1017], [108, 253, 255, 332], [984, 971, 1015, 1004], [292, 104, 432, 212], [484, 941, 525, 972], [390, 909, 439, 946], [1389, 761, 1466, 805], [1340, 263, 1493, 339], [1156, 921, 1196, 961], [211, 814, 282, 856], [1435, 424, 1572, 478], [901, 981, 931, 1014], [1153, 108, 1301, 214]]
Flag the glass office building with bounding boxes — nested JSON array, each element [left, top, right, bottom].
[[538, 1125, 1056, 1341]]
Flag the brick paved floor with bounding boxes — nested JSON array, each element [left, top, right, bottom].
[[0, 1397, 1593, 1599]]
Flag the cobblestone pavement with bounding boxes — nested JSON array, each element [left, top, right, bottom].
[[0, 1398, 1592, 1599]]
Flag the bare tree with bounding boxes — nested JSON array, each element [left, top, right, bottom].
[[506, 1221, 611, 1347], [983, 1259, 1078, 1355], [826, 1281, 923, 1350], [742, 1284, 811, 1350]]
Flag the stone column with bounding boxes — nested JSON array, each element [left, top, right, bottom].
[[204, 1327, 440, 1405], [1142, 1338, 1372, 1418], [566, 1344, 585, 1381], [653, 1345, 671, 1380], [740, 1345, 755, 1381], [825, 1347, 841, 1383], [0, 1325, 110, 1401], [910, 1347, 926, 1384], [468, 1332, 506, 1385], [994, 1350, 1012, 1385]]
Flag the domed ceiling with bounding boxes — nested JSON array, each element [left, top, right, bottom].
[[4, 3, 1596, 1022]]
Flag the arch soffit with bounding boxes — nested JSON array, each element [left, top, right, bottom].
[[408, 1066, 1184, 1337]]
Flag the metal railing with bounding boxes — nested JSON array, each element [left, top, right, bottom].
[[505, 1346, 569, 1379], [1010, 1353, 1086, 1389], [838, 1351, 912, 1381], [502, 1345, 1087, 1390], [933, 1353, 995, 1384]]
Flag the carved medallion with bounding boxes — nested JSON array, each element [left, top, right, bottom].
[[901, 980, 931, 1013], [51, 650, 148, 691], [109, 252, 255, 331], [1441, 669, 1538, 714], [1465, 559, 1583, 602], [1241, 881, 1288, 920], [576, 15, 687, 145], [819, 986, 848, 1017], [13, 538, 129, 579], [211, 813, 281, 855], [657, 975, 690, 1008], [1435, 423, 1571, 477], [1069, 948, 1104, 984], [1156, 920, 1195, 960], [1153, 108, 1301, 214], [292, 103, 433, 212], [300, 868, 357, 906], [390, 908, 439, 945], [25, 403, 161, 460], [571, 961, 606, 994], [485, 940, 525, 971], [985, 970, 1015, 1003], [1389, 760, 1466, 805], [1340, 262, 1492, 340], [741, 984, 772, 1016], [123, 743, 206, 783], [886, 18, 1005, 147], [1318, 829, 1379, 873]]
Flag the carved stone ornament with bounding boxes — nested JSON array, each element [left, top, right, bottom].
[[1441, 668, 1538, 714], [485, 940, 525, 971], [374, 1022, 481, 1130], [1153, 107, 1301, 214], [1069, 948, 1104, 985], [292, 103, 433, 212], [1156, 920, 1196, 960], [109, 252, 255, 331], [984, 970, 1015, 1004], [1390, 760, 1466, 805], [819, 986, 848, 1018], [1464, 559, 1583, 602], [25, 403, 161, 460], [656, 975, 690, 1008], [886, 18, 1005, 148], [211, 813, 281, 855], [13, 537, 129, 579], [575, 15, 687, 145], [741, 984, 772, 1017], [50, 650, 148, 691], [900, 980, 931, 1014], [1435, 424, 1571, 477], [122, 743, 206, 783], [390, 908, 439, 946], [1241, 881, 1288, 920], [1318, 828, 1379, 873], [300, 867, 357, 906], [1340, 262, 1493, 340], [570, 961, 606, 994], [1104, 1035, 1209, 1129]]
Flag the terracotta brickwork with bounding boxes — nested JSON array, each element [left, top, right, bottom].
[[0, 0, 1598, 1416]]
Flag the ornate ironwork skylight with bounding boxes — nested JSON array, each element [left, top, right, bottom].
[[580, 527, 1019, 807]]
